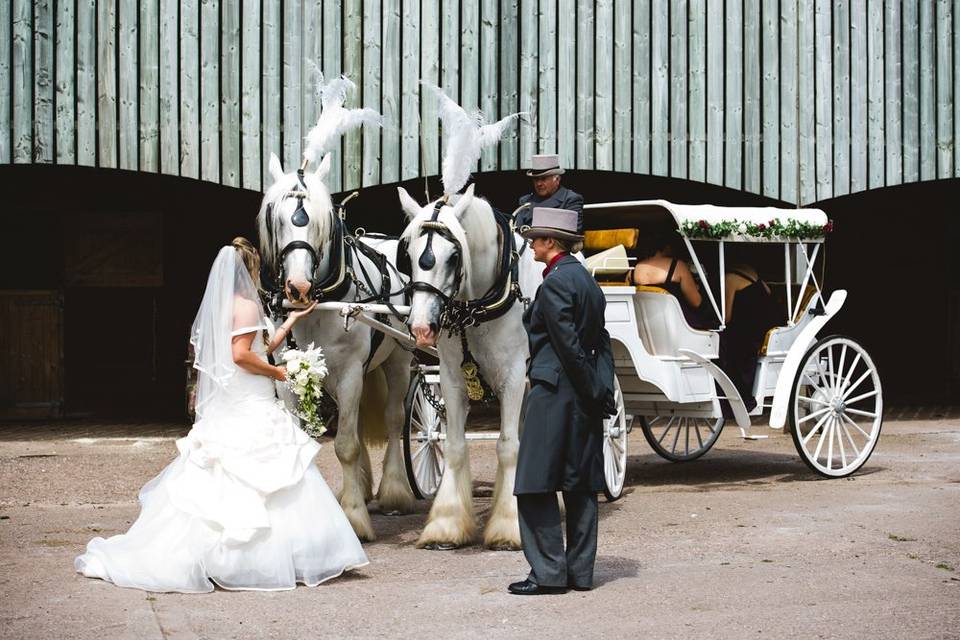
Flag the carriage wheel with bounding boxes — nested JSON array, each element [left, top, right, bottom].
[[602, 377, 629, 502], [788, 335, 882, 478], [402, 372, 446, 499], [640, 414, 725, 462]]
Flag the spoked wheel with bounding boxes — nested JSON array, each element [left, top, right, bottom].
[[640, 414, 725, 462], [789, 335, 883, 477], [402, 372, 446, 499], [602, 377, 630, 502]]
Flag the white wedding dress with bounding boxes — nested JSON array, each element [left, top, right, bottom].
[[76, 247, 368, 593]]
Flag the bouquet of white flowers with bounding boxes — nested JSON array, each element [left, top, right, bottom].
[[281, 342, 329, 437]]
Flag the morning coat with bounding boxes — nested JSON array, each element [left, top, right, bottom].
[[514, 254, 615, 494]]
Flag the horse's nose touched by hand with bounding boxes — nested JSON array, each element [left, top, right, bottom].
[[286, 279, 311, 303]]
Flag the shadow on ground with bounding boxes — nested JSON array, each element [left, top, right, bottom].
[[619, 448, 886, 492]]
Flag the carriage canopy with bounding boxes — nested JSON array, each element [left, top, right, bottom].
[[583, 200, 831, 243]]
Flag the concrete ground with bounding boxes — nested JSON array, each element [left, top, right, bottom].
[[1, 414, 958, 640]]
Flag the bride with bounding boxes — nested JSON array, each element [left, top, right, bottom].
[[75, 238, 368, 593]]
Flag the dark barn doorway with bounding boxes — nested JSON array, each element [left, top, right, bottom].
[[1, 165, 956, 421], [1, 166, 263, 419]]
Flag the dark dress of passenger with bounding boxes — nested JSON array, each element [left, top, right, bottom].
[[636, 257, 713, 330], [719, 270, 782, 411]]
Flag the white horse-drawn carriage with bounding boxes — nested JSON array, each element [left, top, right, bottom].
[[257, 74, 881, 549], [401, 199, 883, 504]]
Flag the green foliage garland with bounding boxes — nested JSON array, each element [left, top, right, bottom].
[[679, 217, 834, 240]]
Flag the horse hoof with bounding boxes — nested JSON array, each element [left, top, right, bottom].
[[424, 542, 458, 551], [489, 544, 521, 552], [382, 509, 403, 516]]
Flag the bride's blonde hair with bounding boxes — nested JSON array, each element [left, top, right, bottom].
[[232, 237, 262, 292]]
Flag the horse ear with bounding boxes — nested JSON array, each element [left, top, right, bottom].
[[315, 154, 332, 181], [397, 187, 422, 220], [451, 184, 475, 220], [268, 153, 285, 185]]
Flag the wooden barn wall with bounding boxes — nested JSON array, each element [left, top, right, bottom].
[[0, 0, 957, 205]]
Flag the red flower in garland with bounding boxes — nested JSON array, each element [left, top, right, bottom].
[[822, 221, 834, 233], [758, 223, 767, 231], [698, 219, 710, 230]]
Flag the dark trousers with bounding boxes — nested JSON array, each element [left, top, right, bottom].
[[517, 491, 598, 588]]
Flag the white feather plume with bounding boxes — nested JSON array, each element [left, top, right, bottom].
[[303, 73, 382, 165], [423, 83, 525, 196]]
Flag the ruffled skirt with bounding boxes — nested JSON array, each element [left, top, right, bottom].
[[75, 394, 368, 593]]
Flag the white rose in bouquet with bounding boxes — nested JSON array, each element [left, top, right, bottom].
[[279, 344, 329, 438]]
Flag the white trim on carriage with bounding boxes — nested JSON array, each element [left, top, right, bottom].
[[583, 199, 829, 240]]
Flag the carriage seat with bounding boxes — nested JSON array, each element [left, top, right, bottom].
[[582, 228, 639, 286], [759, 286, 819, 356], [583, 228, 640, 252], [584, 244, 633, 284], [633, 286, 719, 358]]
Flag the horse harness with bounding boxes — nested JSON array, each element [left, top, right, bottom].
[[402, 198, 524, 336], [402, 198, 526, 402], [264, 172, 405, 370]]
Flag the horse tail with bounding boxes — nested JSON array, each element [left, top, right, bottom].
[[358, 368, 390, 446]]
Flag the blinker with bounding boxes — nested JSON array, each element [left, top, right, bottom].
[[291, 206, 309, 227], [418, 244, 436, 270], [417, 202, 447, 271], [291, 168, 310, 227]]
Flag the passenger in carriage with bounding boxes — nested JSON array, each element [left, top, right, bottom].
[[629, 231, 713, 330], [719, 248, 782, 412]]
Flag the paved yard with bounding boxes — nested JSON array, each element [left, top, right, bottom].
[[1, 414, 958, 639]]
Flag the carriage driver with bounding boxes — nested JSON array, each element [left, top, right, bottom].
[[516, 155, 584, 233], [509, 207, 615, 596]]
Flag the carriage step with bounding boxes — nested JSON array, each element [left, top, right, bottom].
[[737, 426, 769, 440]]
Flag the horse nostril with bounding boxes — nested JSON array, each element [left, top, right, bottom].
[[429, 322, 439, 335]]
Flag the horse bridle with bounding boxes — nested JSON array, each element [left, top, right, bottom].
[[265, 170, 324, 290], [403, 199, 465, 310], [263, 170, 357, 318], [403, 199, 525, 334]]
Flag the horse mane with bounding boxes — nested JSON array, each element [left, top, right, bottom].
[[400, 194, 498, 299], [257, 172, 335, 275]]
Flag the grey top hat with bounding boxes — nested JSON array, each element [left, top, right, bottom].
[[525, 154, 565, 177], [519, 207, 584, 242]]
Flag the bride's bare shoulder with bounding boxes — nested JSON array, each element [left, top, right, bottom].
[[232, 296, 263, 325]]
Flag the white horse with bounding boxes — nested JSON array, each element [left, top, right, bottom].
[[259, 152, 416, 541], [398, 184, 540, 550]]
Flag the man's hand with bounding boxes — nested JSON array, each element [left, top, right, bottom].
[[288, 301, 318, 321], [602, 389, 617, 418]]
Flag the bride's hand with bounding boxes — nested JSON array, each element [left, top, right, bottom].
[[274, 366, 288, 382], [288, 301, 318, 322]]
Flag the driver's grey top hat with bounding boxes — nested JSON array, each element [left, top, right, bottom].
[[525, 154, 565, 177], [519, 207, 583, 242]]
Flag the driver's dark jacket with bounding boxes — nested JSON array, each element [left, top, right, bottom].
[[516, 186, 585, 232]]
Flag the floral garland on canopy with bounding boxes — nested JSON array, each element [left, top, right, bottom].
[[680, 218, 834, 240]]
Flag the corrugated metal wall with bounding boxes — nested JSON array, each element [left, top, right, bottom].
[[1, 0, 956, 204]]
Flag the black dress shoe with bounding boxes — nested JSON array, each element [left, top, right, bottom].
[[507, 579, 567, 595], [567, 583, 592, 592]]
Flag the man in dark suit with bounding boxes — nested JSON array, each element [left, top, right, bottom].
[[516, 155, 585, 233], [508, 207, 615, 596]]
